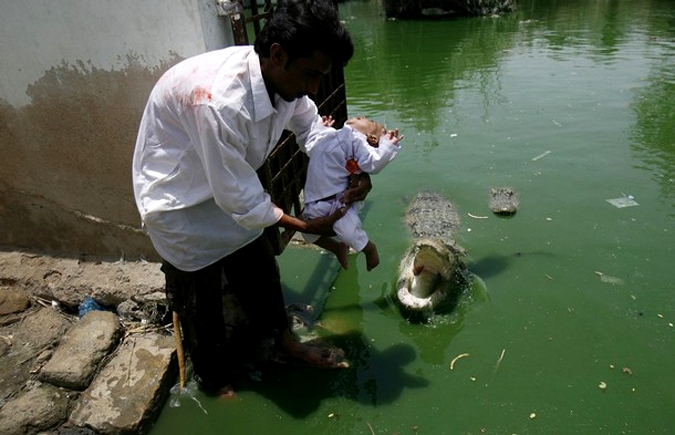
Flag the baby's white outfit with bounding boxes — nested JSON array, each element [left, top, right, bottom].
[[301, 123, 400, 251]]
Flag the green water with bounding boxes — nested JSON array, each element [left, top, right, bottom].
[[150, 1, 675, 433]]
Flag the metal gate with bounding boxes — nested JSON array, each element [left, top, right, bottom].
[[220, 0, 349, 255]]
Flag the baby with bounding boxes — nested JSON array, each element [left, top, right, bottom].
[[301, 115, 403, 270]]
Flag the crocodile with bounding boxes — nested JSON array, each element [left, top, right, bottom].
[[489, 187, 519, 216], [396, 192, 470, 318]]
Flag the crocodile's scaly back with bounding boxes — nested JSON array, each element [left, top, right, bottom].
[[404, 192, 461, 245]]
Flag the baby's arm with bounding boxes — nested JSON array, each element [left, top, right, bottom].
[[383, 128, 404, 145], [321, 115, 335, 127], [352, 128, 404, 175]]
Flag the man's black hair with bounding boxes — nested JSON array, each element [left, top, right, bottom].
[[254, 0, 354, 66]]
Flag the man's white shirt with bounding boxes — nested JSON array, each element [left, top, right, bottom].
[[132, 46, 319, 271]]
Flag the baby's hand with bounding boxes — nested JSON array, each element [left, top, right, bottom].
[[384, 128, 404, 145], [321, 115, 335, 127]]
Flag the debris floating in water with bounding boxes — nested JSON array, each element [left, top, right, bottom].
[[606, 196, 638, 208], [467, 213, 488, 219], [594, 271, 624, 285], [531, 150, 551, 161], [450, 353, 469, 370], [599, 381, 607, 390], [495, 348, 506, 371]]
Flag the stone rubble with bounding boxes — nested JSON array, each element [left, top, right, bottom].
[[0, 251, 176, 435], [39, 311, 124, 391], [69, 332, 176, 434]]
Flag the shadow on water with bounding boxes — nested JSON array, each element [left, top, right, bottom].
[[234, 247, 429, 418], [374, 271, 490, 365], [236, 332, 427, 417], [467, 250, 556, 279], [466, 253, 511, 279], [164, 262, 482, 424]]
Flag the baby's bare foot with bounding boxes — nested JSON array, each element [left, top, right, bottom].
[[363, 242, 379, 271], [366, 255, 379, 271], [336, 242, 349, 270]]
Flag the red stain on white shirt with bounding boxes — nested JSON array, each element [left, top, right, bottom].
[[191, 87, 212, 105]]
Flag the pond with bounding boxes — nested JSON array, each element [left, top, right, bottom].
[[149, 0, 675, 433]]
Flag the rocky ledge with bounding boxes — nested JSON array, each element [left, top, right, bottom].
[[0, 250, 176, 435]]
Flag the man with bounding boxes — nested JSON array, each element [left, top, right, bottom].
[[132, 0, 367, 396]]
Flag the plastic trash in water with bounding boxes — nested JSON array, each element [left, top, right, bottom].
[[606, 194, 638, 208], [594, 271, 624, 285]]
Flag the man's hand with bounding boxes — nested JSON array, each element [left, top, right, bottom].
[[341, 173, 372, 205], [303, 205, 350, 236]]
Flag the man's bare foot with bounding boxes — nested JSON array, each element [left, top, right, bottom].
[[216, 384, 236, 399], [279, 330, 349, 368]]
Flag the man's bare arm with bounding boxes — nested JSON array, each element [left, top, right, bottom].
[[276, 206, 349, 236], [341, 173, 372, 205]]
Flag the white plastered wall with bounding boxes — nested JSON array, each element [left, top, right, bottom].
[[0, 0, 236, 259]]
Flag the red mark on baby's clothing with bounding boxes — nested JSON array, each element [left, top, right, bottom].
[[346, 159, 360, 174]]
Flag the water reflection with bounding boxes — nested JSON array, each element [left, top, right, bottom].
[[631, 68, 675, 197], [345, 0, 675, 209], [629, 28, 675, 213], [343, 1, 519, 132]]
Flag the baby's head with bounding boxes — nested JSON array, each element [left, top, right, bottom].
[[346, 117, 385, 147]]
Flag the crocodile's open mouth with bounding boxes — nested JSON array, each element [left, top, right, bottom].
[[409, 244, 452, 298], [396, 239, 464, 314]]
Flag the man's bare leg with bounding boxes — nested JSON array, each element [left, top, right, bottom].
[[362, 241, 379, 271], [279, 329, 349, 368], [314, 237, 349, 269]]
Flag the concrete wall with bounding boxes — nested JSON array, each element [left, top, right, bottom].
[[0, 0, 235, 260]]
